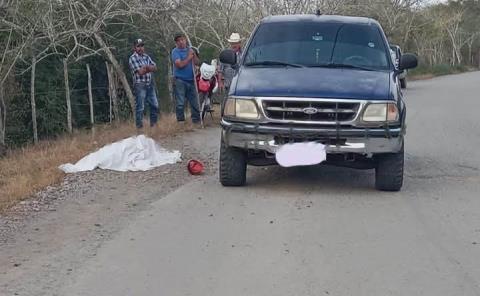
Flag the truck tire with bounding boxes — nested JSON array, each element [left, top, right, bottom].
[[220, 138, 247, 186], [375, 147, 404, 191], [400, 78, 407, 89]]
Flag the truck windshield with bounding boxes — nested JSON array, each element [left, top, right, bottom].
[[243, 22, 391, 71]]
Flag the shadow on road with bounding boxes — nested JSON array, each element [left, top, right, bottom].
[[237, 154, 479, 195], [247, 164, 375, 192]]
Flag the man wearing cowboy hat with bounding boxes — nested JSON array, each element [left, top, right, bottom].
[[219, 32, 243, 93]]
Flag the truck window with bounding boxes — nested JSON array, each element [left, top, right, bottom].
[[244, 22, 390, 70]]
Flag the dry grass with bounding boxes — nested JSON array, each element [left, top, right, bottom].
[[0, 110, 220, 211]]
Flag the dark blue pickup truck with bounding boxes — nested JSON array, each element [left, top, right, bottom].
[[219, 14, 418, 191]]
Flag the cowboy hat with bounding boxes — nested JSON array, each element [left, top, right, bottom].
[[227, 33, 242, 43]]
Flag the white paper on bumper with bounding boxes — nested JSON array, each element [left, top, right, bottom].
[[59, 135, 181, 173], [275, 142, 326, 167]]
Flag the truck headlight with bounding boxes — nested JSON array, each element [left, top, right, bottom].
[[362, 103, 399, 122], [223, 97, 259, 119]]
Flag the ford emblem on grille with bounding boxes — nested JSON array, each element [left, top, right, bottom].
[[303, 107, 318, 115]]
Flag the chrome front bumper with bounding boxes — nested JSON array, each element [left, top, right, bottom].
[[222, 119, 404, 155]]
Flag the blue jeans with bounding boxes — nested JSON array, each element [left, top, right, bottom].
[[134, 82, 158, 128], [174, 78, 200, 122]]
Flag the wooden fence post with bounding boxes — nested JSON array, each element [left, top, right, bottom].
[[31, 55, 38, 144], [86, 64, 95, 133], [64, 59, 72, 133]]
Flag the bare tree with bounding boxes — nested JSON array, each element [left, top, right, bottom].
[[444, 9, 465, 65]]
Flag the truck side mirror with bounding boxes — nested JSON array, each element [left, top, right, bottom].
[[219, 49, 237, 65], [399, 53, 418, 70]]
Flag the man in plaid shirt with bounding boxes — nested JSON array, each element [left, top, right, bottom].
[[129, 38, 158, 128]]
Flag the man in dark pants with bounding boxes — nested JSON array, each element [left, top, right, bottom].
[[171, 33, 200, 123], [128, 38, 158, 129]]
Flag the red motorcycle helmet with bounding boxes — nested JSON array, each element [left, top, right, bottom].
[[187, 159, 204, 175]]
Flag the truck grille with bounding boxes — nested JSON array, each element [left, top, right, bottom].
[[261, 100, 360, 123]]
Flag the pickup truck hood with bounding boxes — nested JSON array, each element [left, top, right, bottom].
[[233, 67, 392, 100]]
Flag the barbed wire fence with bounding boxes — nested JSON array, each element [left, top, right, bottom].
[[4, 58, 180, 147], [4, 64, 134, 146]]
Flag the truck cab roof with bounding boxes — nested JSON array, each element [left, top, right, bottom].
[[261, 14, 381, 27]]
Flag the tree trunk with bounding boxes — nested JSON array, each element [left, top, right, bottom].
[[166, 51, 175, 112], [452, 47, 456, 66], [63, 59, 72, 133], [93, 33, 135, 122], [112, 66, 119, 121], [31, 55, 38, 144], [0, 83, 6, 155], [456, 47, 462, 65], [105, 62, 119, 122], [105, 62, 113, 122], [86, 64, 95, 131]]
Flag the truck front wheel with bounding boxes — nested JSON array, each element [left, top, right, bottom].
[[375, 147, 404, 191], [219, 138, 247, 186]]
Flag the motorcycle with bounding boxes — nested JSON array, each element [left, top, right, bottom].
[[196, 61, 219, 121]]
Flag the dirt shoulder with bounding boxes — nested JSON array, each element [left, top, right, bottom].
[[0, 127, 221, 296]]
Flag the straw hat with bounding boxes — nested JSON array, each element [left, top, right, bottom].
[[227, 33, 242, 43]]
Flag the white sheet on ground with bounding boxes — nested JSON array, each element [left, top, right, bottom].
[[275, 142, 326, 167], [59, 135, 181, 173]]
